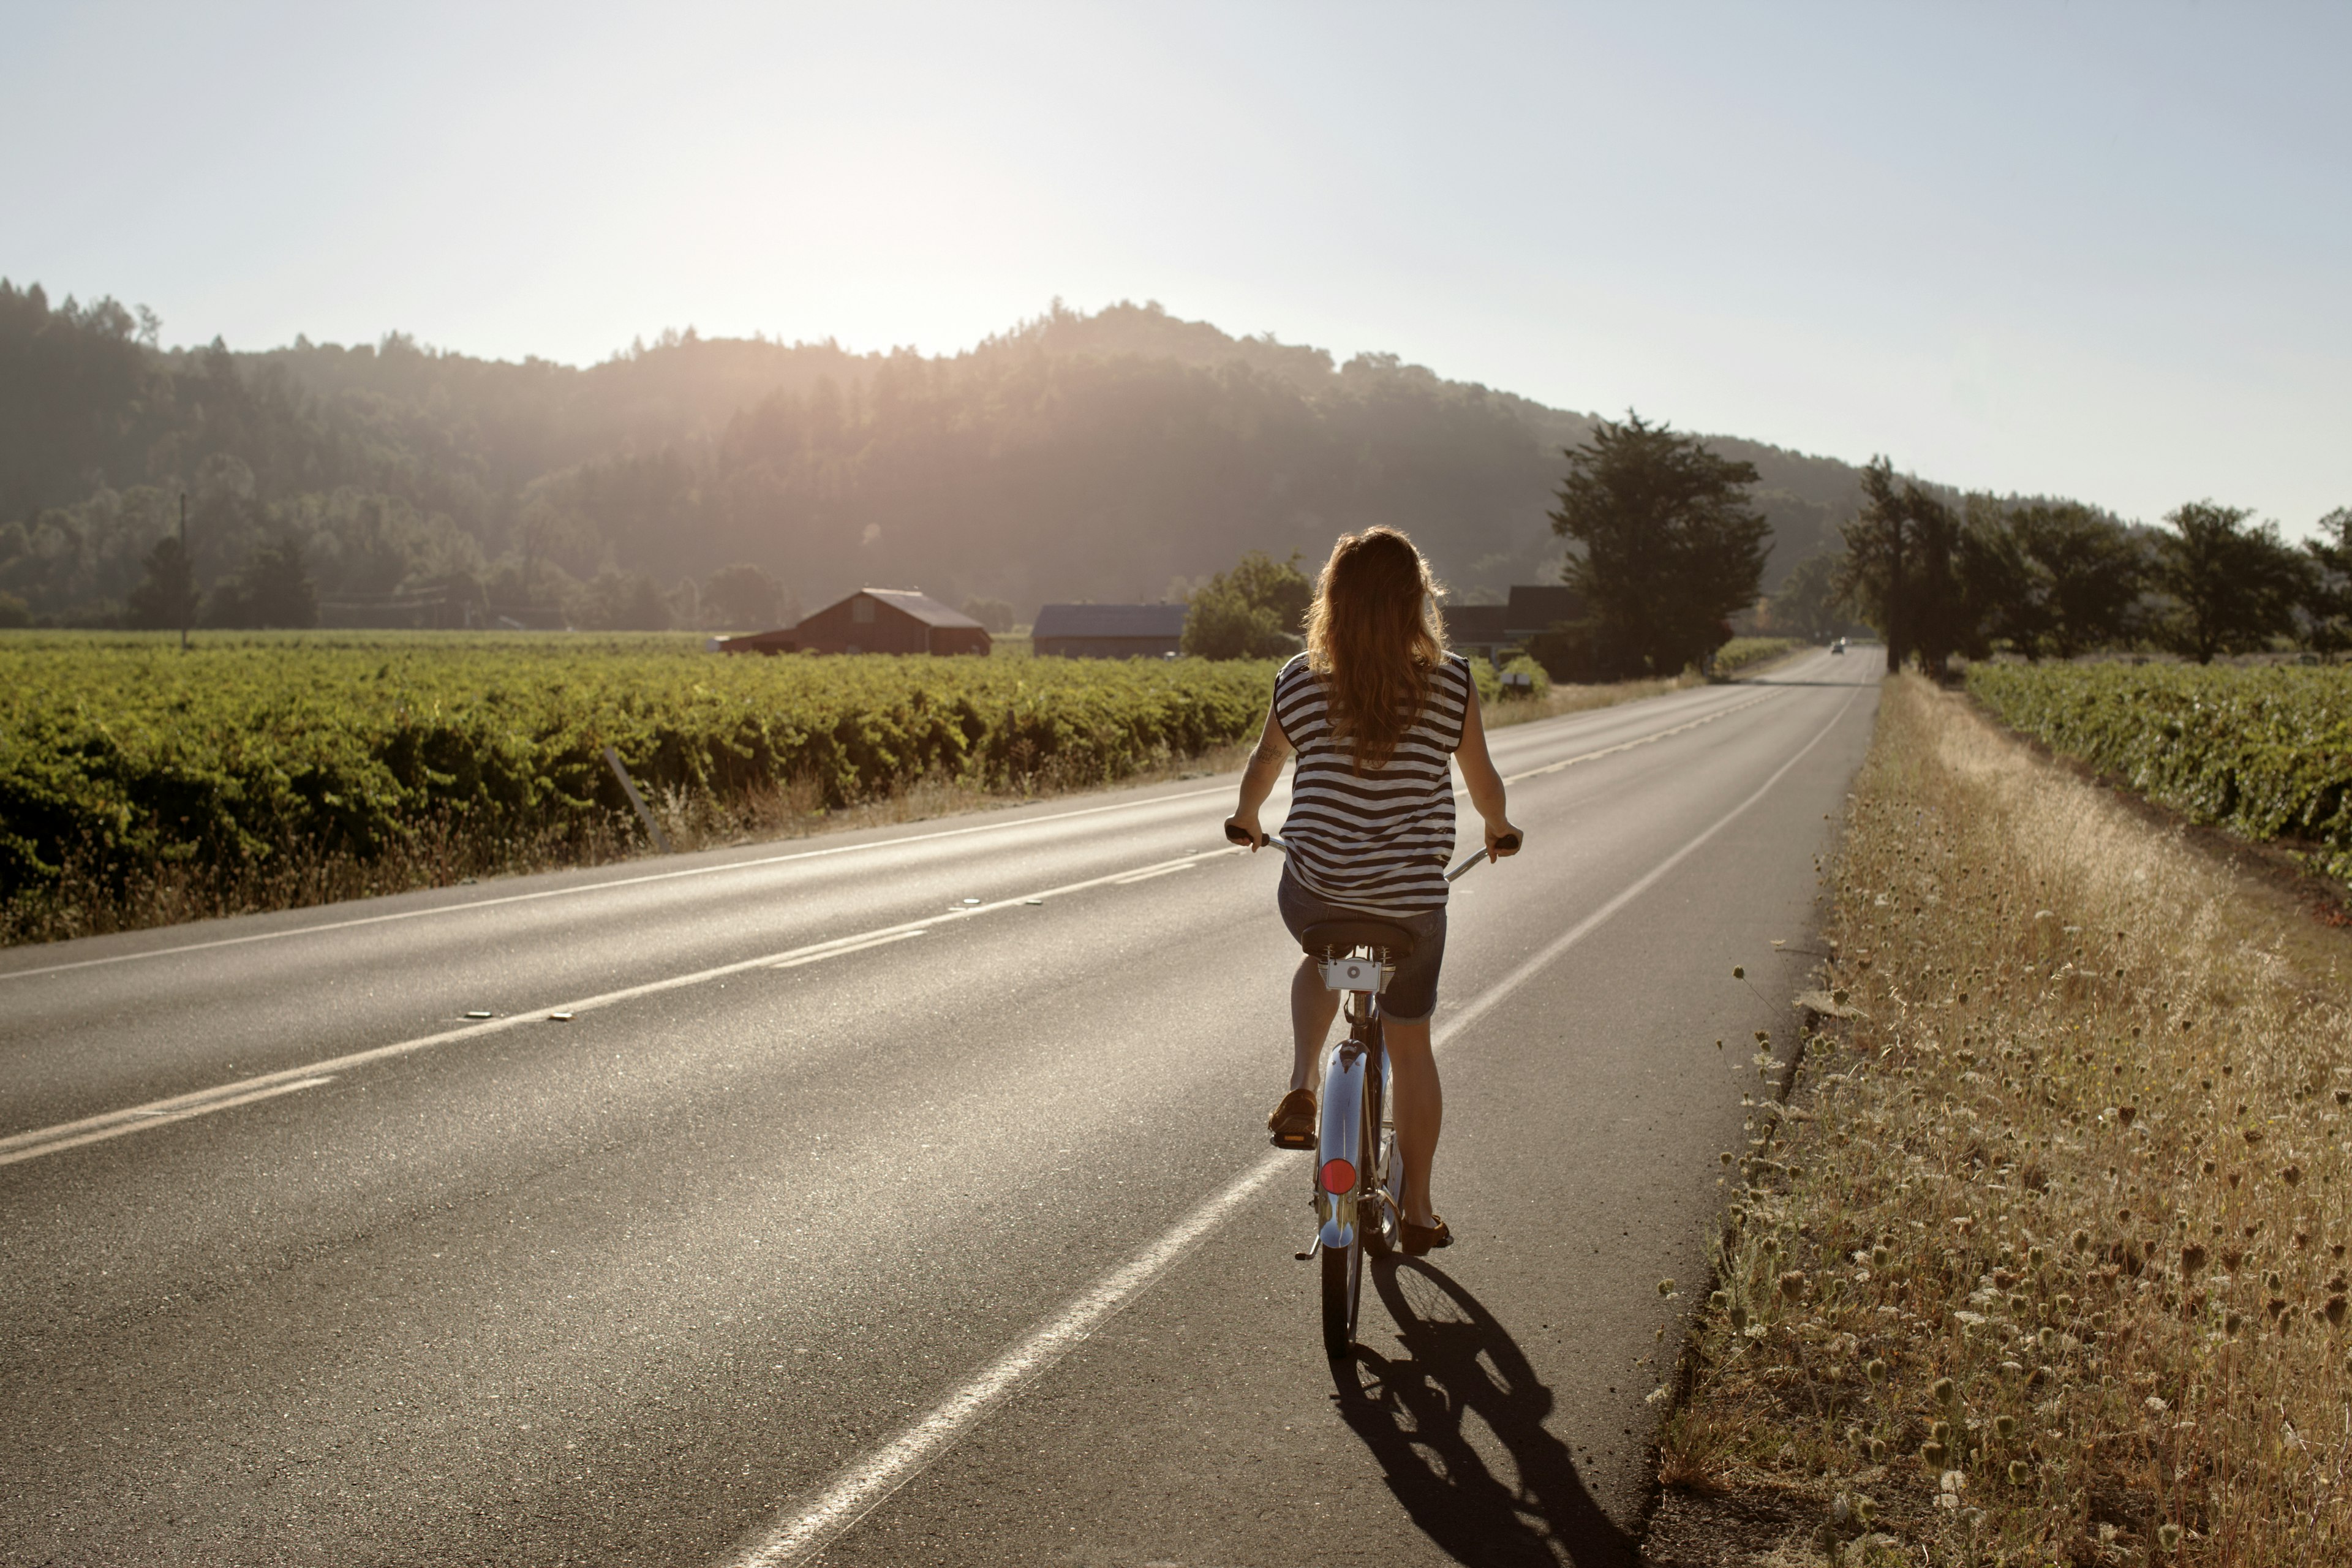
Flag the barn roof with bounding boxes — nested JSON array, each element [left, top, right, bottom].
[[852, 588, 985, 628], [1033, 603, 1189, 639]]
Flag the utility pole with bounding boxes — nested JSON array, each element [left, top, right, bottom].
[[179, 489, 190, 653]]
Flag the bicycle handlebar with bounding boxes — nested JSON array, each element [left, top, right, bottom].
[[1226, 823, 1520, 881]]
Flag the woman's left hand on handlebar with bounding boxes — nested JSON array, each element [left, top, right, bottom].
[[1225, 814, 1268, 850]]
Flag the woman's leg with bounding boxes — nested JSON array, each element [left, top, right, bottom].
[[1383, 1016, 1442, 1226], [1290, 955, 1340, 1093]]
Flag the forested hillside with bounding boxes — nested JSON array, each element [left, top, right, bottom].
[[0, 282, 1864, 630]]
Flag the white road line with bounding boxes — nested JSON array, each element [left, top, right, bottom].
[[0, 677, 1781, 984], [1112, 862, 1199, 886], [771, 930, 928, 970], [719, 677, 1866, 1568], [0, 850, 1242, 1168], [0, 1077, 336, 1169], [1499, 688, 1779, 786]]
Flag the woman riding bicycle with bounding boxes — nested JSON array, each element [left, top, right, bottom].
[[1224, 527, 1520, 1256]]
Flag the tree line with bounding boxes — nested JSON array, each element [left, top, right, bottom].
[[0, 281, 1871, 633], [1826, 459, 2348, 671]]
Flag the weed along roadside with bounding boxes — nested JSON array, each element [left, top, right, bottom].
[[1643, 674, 2352, 1568]]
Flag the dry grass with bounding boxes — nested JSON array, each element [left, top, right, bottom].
[[1661, 674, 2352, 1567]]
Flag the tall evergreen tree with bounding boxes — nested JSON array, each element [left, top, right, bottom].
[[1548, 413, 1770, 677], [1836, 458, 1919, 673]]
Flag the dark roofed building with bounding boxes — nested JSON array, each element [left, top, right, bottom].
[[717, 588, 991, 657], [1444, 584, 1588, 663], [1033, 603, 1189, 659]]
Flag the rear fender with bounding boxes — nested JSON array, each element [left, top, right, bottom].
[[1316, 1043, 1366, 1250]]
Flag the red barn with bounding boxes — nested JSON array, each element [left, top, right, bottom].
[[717, 588, 991, 657]]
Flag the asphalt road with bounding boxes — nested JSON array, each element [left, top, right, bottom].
[[1, 648, 1877, 1567]]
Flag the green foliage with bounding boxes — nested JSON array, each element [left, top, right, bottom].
[[1841, 463, 2158, 673], [2152, 502, 2307, 664], [1969, 661, 2352, 880], [1550, 412, 1771, 679], [1467, 654, 1553, 703], [0, 633, 1278, 921], [1499, 653, 1550, 699], [1712, 637, 1797, 675], [2005, 500, 2144, 658], [1181, 550, 1310, 660], [1763, 551, 1851, 643]]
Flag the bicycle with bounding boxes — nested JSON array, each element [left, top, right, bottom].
[[1225, 825, 1520, 1359]]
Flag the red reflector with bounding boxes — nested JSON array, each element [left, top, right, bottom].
[[1319, 1158, 1357, 1194]]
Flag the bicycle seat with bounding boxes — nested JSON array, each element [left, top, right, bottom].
[[1297, 919, 1415, 961]]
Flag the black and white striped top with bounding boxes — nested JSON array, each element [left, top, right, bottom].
[[1273, 651, 1476, 915]]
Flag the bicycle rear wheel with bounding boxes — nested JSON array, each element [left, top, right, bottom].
[[1321, 1052, 1387, 1357]]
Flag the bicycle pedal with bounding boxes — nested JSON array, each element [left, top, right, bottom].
[[1294, 1237, 1322, 1262]]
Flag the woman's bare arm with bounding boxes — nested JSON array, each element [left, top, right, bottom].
[[1224, 698, 1291, 848], [1455, 688, 1523, 858]]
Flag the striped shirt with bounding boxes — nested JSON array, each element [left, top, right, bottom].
[[1273, 651, 1476, 915]]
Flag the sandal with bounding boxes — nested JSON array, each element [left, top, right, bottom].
[[1400, 1215, 1453, 1255], [1266, 1088, 1317, 1149]]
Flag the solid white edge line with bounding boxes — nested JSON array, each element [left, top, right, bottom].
[[0, 669, 1797, 985], [719, 673, 1868, 1568]]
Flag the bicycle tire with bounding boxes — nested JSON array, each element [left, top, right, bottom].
[[1360, 1060, 1399, 1260], [1321, 1229, 1360, 1360]]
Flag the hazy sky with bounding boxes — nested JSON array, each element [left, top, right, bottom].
[[8, 2, 2347, 531]]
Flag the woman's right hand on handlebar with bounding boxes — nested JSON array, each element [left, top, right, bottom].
[[1485, 819, 1524, 860], [1224, 814, 1268, 850]]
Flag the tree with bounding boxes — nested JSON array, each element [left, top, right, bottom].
[[205, 534, 317, 628], [704, 563, 784, 628], [2009, 501, 2146, 658], [1954, 498, 2050, 659], [1548, 412, 1771, 677], [1836, 458, 1915, 673], [125, 533, 199, 630], [2301, 508, 2352, 653], [1765, 552, 1851, 643], [2150, 502, 2306, 663], [576, 568, 673, 631], [1180, 549, 1310, 660], [960, 596, 1016, 634]]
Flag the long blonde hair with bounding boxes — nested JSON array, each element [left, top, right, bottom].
[[1305, 529, 1447, 771]]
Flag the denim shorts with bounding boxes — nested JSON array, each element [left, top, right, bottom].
[[1276, 864, 1449, 1022]]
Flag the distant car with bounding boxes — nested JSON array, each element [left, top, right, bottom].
[[1830, 638, 1847, 654]]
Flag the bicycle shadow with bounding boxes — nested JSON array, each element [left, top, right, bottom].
[[1332, 1259, 1640, 1567]]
